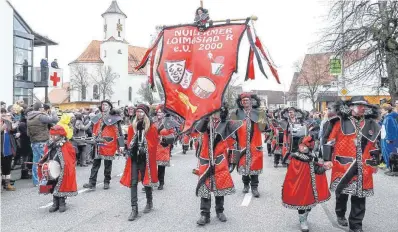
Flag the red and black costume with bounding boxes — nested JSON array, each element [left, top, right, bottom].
[[279, 107, 307, 166], [120, 104, 159, 221], [153, 105, 176, 190], [84, 100, 124, 190], [231, 93, 267, 197], [282, 130, 330, 231], [269, 109, 285, 167], [322, 97, 381, 231], [194, 106, 243, 225], [263, 110, 274, 156], [39, 125, 77, 213]]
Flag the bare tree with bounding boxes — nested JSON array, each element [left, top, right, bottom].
[[91, 65, 119, 100], [137, 82, 154, 105], [319, 0, 398, 102], [293, 56, 333, 110], [70, 64, 89, 100], [224, 76, 241, 108]]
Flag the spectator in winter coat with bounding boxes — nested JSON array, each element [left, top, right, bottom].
[[27, 102, 58, 186]]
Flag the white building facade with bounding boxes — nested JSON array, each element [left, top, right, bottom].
[[69, 0, 148, 107], [0, 1, 57, 106]]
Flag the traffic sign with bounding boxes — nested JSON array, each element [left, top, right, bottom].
[[330, 58, 342, 75], [340, 88, 348, 96]]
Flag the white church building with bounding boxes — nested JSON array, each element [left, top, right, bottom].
[[68, 0, 148, 106]]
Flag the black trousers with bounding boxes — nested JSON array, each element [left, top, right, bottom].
[[242, 175, 259, 187], [298, 209, 311, 214], [200, 196, 224, 216], [130, 159, 152, 207], [89, 158, 112, 185], [1, 155, 13, 176], [335, 193, 366, 230], [158, 165, 166, 185]]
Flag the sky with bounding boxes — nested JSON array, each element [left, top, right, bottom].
[[9, 0, 330, 96]]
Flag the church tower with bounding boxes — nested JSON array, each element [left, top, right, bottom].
[[102, 0, 127, 40], [100, 0, 129, 106]]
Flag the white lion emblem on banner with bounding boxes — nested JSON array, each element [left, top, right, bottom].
[[164, 60, 186, 84]]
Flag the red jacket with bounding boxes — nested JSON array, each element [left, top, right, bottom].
[[120, 124, 159, 187]]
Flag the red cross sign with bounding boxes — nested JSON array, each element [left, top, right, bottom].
[[48, 67, 63, 87], [50, 72, 60, 86]]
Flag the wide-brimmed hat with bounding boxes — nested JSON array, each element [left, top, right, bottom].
[[348, 96, 373, 107]]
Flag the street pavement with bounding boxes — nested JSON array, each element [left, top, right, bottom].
[[1, 145, 398, 232]]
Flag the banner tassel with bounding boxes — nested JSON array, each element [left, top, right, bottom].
[[245, 47, 255, 81], [148, 45, 158, 89], [254, 36, 281, 84], [246, 27, 268, 79], [135, 31, 164, 70]]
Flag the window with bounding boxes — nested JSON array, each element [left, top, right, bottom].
[[13, 88, 32, 106], [82, 86, 87, 100], [14, 37, 33, 81], [104, 50, 107, 58], [128, 87, 132, 101], [93, 85, 99, 100], [290, 101, 297, 107], [13, 17, 28, 33], [118, 49, 122, 54], [117, 19, 121, 37]]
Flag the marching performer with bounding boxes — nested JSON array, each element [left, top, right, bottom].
[[270, 108, 285, 167], [39, 125, 77, 213], [280, 107, 306, 166], [282, 126, 330, 232], [194, 105, 242, 225], [231, 93, 267, 197], [154, 105, 175, 190], [323, 96, 381, 232], [120, 104, 160, 221], [83, 100, 124, 190]]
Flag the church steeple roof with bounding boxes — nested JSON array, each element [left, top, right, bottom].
[[101, 0, 127, 18]]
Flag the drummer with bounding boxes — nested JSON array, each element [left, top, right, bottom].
[[39, 125, 77, 213]]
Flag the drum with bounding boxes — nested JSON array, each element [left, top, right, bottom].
[[42, 160, 61, 180], [192, 77, 216, 99]]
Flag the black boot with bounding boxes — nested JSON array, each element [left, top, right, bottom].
[[83, 183, 96, 190], [337, 217, 348, 227], [157, 183, 164, 190], [59, 197, 67, 213], [251, 187, 260, 198], [128, 206, 139, 221], [143, 187, 153, 213], [49, 196, 59, 213], [242, 184, 250, 193], [197, 215, 210, 225], [217, 212, 227, 222]]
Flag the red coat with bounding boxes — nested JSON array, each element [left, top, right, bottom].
[[282, 155, 330, 209], [236, 118, 263, 175], [197, 133, 236, 198], [39, 141, 77, 197], [155, 121, 174, 166], [93, 116, 121, 159], [120, 124, 159, 187], [270, 120, 283, 155], [326, 119, 379, 197]]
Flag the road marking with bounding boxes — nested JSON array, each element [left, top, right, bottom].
[[39, 172, 123, 209], [38, 149, 183, 208], [241, 193, 252, 206], [39, 202, 53, 209]]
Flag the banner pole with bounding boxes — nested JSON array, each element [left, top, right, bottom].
[[156, 15, 258, 28]]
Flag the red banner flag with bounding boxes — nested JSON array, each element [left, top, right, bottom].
[[157, 24, 247, 132]]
